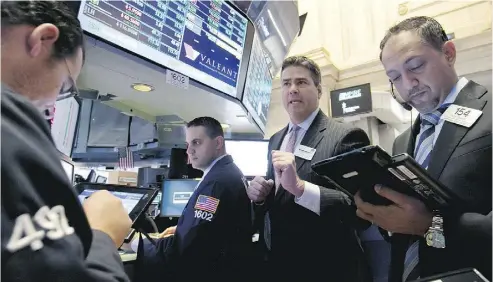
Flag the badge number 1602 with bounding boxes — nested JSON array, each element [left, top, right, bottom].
[[194, 210, 213, 221]]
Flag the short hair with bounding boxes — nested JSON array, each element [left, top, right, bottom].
[[1, 1, 85, 61], [379, 16, 448, 60], [186, 117, 224, 139], [281, 56, 322, 87]]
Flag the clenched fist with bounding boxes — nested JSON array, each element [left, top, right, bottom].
[[246, 176, 274, 203], [272, 150, 304, 198]]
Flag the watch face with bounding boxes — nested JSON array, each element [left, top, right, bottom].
[[426, 231, 446, 248]]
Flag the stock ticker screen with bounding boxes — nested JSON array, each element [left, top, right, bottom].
[[78, 0, 249, 96], [242, 34, 272, 132]]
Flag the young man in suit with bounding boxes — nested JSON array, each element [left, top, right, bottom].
[[246, 56, 372, 282], [355, 16, 492, 281], [2, 2, 133, 281], [134, 117, 253, 282]]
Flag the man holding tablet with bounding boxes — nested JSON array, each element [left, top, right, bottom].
[[134, 117, 253, 282], [355, 16, 491, 281], [2, 1, 132, 281]]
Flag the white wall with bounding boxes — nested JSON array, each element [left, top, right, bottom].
[[265, 0, 491, 139], [288, 0, 492, 69]]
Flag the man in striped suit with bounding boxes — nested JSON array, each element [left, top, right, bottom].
[[355, 16, 492, 281], [247, 56, 372, 282]]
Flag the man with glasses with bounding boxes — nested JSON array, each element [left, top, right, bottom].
[[2, 1, 132, 281]]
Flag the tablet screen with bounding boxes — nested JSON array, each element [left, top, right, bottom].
[[78, 189, 145, 214]]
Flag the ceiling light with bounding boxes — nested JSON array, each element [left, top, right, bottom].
[[131, 83, 154, 92]]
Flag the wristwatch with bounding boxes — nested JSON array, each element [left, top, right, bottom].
[[424, 211, 446, 248]]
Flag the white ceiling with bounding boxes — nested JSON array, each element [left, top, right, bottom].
[[77, 36, 260, 134]]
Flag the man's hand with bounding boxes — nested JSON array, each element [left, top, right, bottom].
[[354, 185, 433, 236], [83, 190, 132, 247], [158, 226, 176, 238], [246, 176, 274, 203], [272, 150, 304, 198]]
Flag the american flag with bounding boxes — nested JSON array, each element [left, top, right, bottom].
[[118, 147, 134, 170], [194, 195, 220, 214]]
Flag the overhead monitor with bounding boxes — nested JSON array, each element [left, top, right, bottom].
[[242, 33, 272, 133], [160, 179, 199, 217], [225, 139, 268, 177], [251, 1, 299, 76], [78, 0, 254, 98], [51, 97, 80, 158], [330, 83, 373, 118]]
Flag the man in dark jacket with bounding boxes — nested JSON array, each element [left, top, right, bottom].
[[135, 117, 254, 282], [247, 56, 372, 282], [355, 16, 492, 281], [2, 1, 132, 281]]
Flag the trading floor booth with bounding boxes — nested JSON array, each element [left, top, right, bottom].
[[65, 0, 301, 279]]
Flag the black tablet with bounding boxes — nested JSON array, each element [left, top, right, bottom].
[[311, 145, 465, 209], [75, 183, 159, 226]]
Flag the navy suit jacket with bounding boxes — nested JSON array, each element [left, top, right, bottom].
[[136, 155, 254, 282]]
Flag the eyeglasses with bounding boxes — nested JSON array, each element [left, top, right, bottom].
[[57, 59, 79, 101]]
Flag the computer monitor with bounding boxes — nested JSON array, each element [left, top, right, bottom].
[[95, 175, 107, 184], [160, 179, 199, 217]]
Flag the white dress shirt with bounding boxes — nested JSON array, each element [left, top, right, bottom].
[[279, 109, 321, 215]]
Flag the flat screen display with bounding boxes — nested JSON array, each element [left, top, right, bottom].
[[252, 1, 299, 76], [160, 179, 199, 217], [78, 0, 251, 97], [226, 140, 268, 177], [78, 189, 145, 214], [51, 97, 79, 157], [330, 83, 373, 118], [242, 33, 272, 133]]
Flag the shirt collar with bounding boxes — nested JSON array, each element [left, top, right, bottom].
[[420, 77, 468, 118], [288, 108, 319, 132], [201, 154, 227, 179], [443, 77, 468, 105]]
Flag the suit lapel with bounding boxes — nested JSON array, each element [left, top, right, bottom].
[[427, 81, 488, 179], [296, 111, 327, 172]]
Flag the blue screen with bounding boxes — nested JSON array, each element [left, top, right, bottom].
[[78, 0, 249, 97], [160, 179, 199, 217]]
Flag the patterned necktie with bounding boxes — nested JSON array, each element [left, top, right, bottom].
[[403, 103, 450, 282], [264, 125, 300, 250]]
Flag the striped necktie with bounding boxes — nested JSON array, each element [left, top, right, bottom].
[[403, 103, 450, 282], [264, 125, 300, 250]]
